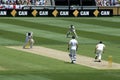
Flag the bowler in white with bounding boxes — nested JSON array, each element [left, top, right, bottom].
[[94, 41, 105, 62]]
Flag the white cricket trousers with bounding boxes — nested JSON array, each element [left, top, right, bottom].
[[96, 50, 103, 60], [69, 49, 76, 61]]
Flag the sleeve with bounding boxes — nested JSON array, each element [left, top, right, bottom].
[[69, 40, 71, 45]]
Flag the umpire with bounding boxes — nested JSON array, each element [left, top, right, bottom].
[[68, 36, 78, 64]]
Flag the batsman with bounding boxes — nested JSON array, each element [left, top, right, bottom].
[[23, 32, 34, 49]]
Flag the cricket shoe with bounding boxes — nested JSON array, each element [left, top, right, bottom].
[[71, 60, 76, 64]]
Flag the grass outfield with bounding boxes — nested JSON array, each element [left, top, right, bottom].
[[0, 17, 120, 80]]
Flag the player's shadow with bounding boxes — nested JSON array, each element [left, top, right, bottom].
[[64, 61, 72, 64]]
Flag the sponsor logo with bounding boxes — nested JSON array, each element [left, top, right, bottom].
[[39, 11, 48, 15], [101, 11, 110, 15], [60, 11, 69, 16], [80, 11, 89, 16], [18, 11, 28, 15], [0, 11, 7, 15]]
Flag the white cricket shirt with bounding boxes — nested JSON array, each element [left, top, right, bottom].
[[96, 44, 105, 51], [69, 39, 78, 50]]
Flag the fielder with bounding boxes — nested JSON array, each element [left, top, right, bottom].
[[68, 36, 78, 64], [23, 32, 34, 49], [66, 25, 78, 38], [94, 41, 105, 62]]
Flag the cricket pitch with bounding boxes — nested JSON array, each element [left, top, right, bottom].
[[7, 46, 120, 69]]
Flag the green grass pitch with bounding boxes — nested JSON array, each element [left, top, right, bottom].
[[0, 17, 120, 80]]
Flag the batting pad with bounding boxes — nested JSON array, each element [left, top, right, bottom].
[[25, 41, 30, 48]]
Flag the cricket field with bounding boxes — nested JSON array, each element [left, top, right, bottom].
[[0, 17, 120, 80]]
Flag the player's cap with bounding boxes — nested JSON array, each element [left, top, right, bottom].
[[72, 36, 75, 39], [28, 32, 31, 36], [71, 25, 74, 28], [99, 41, 102, 43]]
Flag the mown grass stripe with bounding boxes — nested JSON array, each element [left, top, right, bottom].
[[20, 18, 120, 37], [77, 30, 120, 44], [76, 23, 120, 37], [0, 23, 99, 44], [0, 37, 23, 45], [0, 75, 51, 80], [0, 18, 119, 44], [0, 19, 66, 34], [91, 17, 120, 22], [0, 24, 97, 44], [0, 23, 68, 42], [60, 18, 120, 29], [0, 29, 65, 45]]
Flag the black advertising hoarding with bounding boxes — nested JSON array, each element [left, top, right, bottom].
[[0, 9, 113, 17], [0, 10, 8, 17]]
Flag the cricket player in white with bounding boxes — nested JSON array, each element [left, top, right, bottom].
[[94, 41, 105, 62], [23, 32, 34, 49], [66, 25, 78, 38], [68, 36, 78, 64]]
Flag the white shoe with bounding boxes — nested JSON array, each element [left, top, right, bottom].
[[71, 60, 76, 64], [73, 61, 76, 64]]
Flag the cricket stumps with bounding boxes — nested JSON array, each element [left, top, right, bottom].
[[108, 55, 112, 67]]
